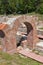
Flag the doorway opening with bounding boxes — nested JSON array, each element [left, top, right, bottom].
[[0, 30, 5, 45], [16, 22, 33, 48]]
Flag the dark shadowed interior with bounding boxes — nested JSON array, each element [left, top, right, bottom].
[[0, 30, 5, 38], [24, 22, 33, 35]]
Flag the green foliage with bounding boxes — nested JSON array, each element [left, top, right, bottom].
[[0, 52, 43, 65], [37, 3, 43, 14], [0, 51, 13, 60], [0, 0, 43, 14]]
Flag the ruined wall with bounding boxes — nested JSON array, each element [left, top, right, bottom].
[[0, 15, 38, 53], [15, 15, 38, 49]]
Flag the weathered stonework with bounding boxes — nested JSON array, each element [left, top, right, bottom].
[[0, 15, 38, 53]]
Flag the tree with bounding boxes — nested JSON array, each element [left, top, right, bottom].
[[36, 0, 43, 14], [1, 0, 12, 14], [0, 0, 43, 14]]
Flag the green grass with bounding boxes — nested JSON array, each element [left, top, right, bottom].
[[0, 51, 43, 65], [0, 41, 2, 45], [39, 27, 43, 30]]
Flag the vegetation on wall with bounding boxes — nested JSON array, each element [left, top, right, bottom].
[[0, 0, 43, 15]]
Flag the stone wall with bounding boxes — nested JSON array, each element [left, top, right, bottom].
[[0, 15, 38, 53]]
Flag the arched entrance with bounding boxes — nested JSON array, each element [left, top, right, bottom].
[[16, 22, 33, 48], [14, 15, 38, 50]]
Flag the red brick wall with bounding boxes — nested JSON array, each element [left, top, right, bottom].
[[1, 15, 38, 53]]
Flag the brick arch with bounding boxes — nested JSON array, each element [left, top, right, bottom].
[[13, 15, 38, 49]]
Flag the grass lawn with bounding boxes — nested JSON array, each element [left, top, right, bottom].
[[0, 51, 43, 65], [39, 27, 43, 30]]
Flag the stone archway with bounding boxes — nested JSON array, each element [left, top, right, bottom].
[[16, 22, 33, 49], [0, 15, 38, 53], [14, 15, 38, 49]]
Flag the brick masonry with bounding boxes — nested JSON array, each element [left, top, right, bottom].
[[0, 15, 38, 53]]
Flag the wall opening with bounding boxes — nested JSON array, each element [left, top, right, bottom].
[[16, 22, 33, 47], [0, 30, 5, 38], [0, 30, 5, 46]]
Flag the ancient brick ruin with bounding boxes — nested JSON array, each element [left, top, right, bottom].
[[0, 15, 38, 53]]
